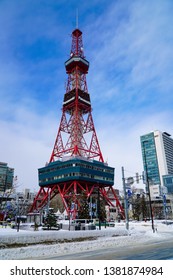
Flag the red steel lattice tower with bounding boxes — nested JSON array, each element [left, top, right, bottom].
[[50, 29, 103, 162], [30, 28, 124, 218]]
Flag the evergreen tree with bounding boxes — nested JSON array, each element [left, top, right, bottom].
[[44, 209, 59, 229], [78, 192, 90, 219], [132, 194, 148, 221], [132, 194, 141, 221]]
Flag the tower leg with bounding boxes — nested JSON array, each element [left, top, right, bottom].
[[30, 182, 124, 219]]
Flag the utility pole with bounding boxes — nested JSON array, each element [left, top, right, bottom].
[[142, 140, 155, 233], [97, 187, 101, 230]]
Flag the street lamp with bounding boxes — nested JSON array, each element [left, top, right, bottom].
[[142, 140, 155, 233]]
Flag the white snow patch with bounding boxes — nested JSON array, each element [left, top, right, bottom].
[[0, 220, 172, 259]]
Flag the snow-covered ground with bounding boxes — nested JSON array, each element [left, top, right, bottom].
[[0, 220, 173, 259]]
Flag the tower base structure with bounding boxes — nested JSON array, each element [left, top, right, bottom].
[[30, 156, 124, 219]]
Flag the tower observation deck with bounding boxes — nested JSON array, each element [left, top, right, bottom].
[[30, 27, 124, 219]]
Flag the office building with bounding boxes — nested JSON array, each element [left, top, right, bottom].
[[0, 162, 14, 192], [163, 175, 173, 194], [140, 130, 173, 190]]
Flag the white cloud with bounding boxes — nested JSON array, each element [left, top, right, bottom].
[[87, 0, 173, 103], [94, 108, 173, 189]]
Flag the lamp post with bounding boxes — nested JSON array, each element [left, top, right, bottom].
[[142, 140, 155, 233]]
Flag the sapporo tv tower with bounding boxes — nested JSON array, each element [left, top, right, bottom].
[[30, 26, 124, 219]]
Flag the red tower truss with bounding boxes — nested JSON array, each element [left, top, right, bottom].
[[30, 28, 124, 219], [50, 29, 103, 163]]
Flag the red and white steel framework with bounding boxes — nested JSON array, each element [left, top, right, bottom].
[[30, 28, 124, 218]]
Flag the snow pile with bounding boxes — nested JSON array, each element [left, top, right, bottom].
[[0, 221, 173, 260], [0, 226, 128, 246]]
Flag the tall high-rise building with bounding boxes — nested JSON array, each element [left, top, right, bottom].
[[0, 162, 14, 192], [140, 130, 173, 187]]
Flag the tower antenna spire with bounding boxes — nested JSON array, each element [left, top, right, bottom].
[[76, 8, 78, 29]]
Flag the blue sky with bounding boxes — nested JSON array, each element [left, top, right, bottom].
[[0, 0, 173, 191]]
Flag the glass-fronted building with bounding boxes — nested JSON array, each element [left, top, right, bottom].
[[163, 175, 173, 194], [140, 132, 160, 185], [0, 162, 14, 192], [140, 131, 173, 194]]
